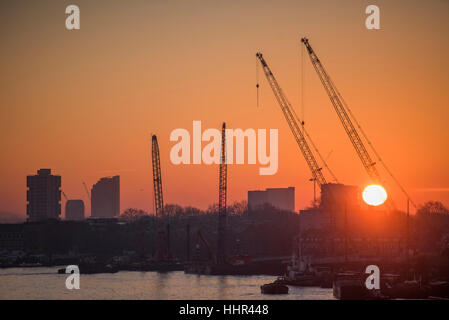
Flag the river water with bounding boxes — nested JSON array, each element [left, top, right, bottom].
[[0, 267, 334, 300]]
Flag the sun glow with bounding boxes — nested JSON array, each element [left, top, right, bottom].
[[362, 185, 388, 206]]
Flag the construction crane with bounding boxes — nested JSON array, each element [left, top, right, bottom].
[[198, 229, 215, 263], [256, 53, 337, 189], [151, 134, 173, 260], [152, 134, 164, 217], [301, 37, 416, 208], [217, 123, 227, 264], [82, 182, 91, 201]]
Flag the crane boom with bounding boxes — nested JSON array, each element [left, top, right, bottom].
[[198, 229, 214, 262], [82, 182, 91, 201], [152, 135, 164, 217], [217, 122, 227, 264], [256, 52, 329, 188], [301, 37, 417, 208], [301, 38, 382, 185]]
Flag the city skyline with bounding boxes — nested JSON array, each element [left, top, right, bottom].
[[1, 0, 449, 220]]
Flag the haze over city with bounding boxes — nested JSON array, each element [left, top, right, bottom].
[[1, 0, 448, 220]]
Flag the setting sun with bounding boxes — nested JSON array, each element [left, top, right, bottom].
[[362, 185, 388, 206]]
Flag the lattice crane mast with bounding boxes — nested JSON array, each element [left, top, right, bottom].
[[82, 182, 91, 201], [217, 123, 227, 264], [256, 52, 337, 189], [301, 38, 381, 184], [301, 37, 416, 208], [152, 134, 164, 217]]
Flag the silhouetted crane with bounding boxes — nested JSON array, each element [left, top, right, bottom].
[[256, 52, 338, 189], [152, 135, 164, 217], [152, 134, 172, 260], [82, 182, 90, 201], [198, 229, 215, 263], [301, 37, 415, 208], [217, 123, 227, 264]]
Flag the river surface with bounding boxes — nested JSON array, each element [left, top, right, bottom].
[[0, 267, 334, 300]]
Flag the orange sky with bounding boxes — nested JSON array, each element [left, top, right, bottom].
[[1, 0, 448, 218]]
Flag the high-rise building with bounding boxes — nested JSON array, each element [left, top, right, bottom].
[[26, 169, 61, 222], [91, 176, 120, 218], [299, 183, 362, 233], [65, 199, 85, 221], [248, 187, 295, 212], [320, 183, 360, 211]]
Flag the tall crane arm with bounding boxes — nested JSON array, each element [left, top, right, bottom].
[[217, 122, 227, 264], [152, 135, 164, 217], [301, 38, 382, 184], [82, 182, 91, 201], [256, 52, 328, 188], [198, 229, 214, 262], [302, 37, 416, 208]]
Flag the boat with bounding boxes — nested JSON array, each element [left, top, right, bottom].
[[281, 269, 318, 286], [428, 281, 449, 299], [383, 280, 428, 299], [290, 274, 317, 286], [261, 282, 289, 295], [319, 273, 333, 288], [333, 272, 368, 300]]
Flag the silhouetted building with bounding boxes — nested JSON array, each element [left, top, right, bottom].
[[0, 224, 24, 251], [299, 183, 361, 233], [293, 230, 404, 263], [320, 183, 360, 211], [26, 169, 61, 222], [248, 187, 295, 212], [65, 200, 85, 221], [91, 176, 120, 218]]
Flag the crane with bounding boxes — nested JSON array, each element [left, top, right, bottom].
[[82, 182, 90, 201], [301, 37, 416, 208], [152, 134, 164, 217], [151, 134, 173, 260], [198, 229, 215, 263], [256, 52, 338, 189], [217, 122, 227, 264]]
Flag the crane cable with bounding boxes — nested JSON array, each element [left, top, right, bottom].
[[296, 44, 339, 183], [332, 81, 417, 209], [256, 55, 260, 108], [300, 42, 305, 122], [295, 107, 339, 183], [256, 51, 338, 184]]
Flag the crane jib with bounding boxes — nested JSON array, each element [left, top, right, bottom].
[[301, 37, 417, 209], [256, 52, 331, 189]]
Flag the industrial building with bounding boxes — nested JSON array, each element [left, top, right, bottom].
[[65, 199, 85, 221], [0, 224, 24, 252], [91, 176, 120, 218], [299, 183, 361, 233], [26, 169, 61, 222], [320, 183, 360, 211], [248, 187, 295, 212]]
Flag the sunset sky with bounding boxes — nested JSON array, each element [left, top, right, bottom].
[[1, 0, 448, 219]]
